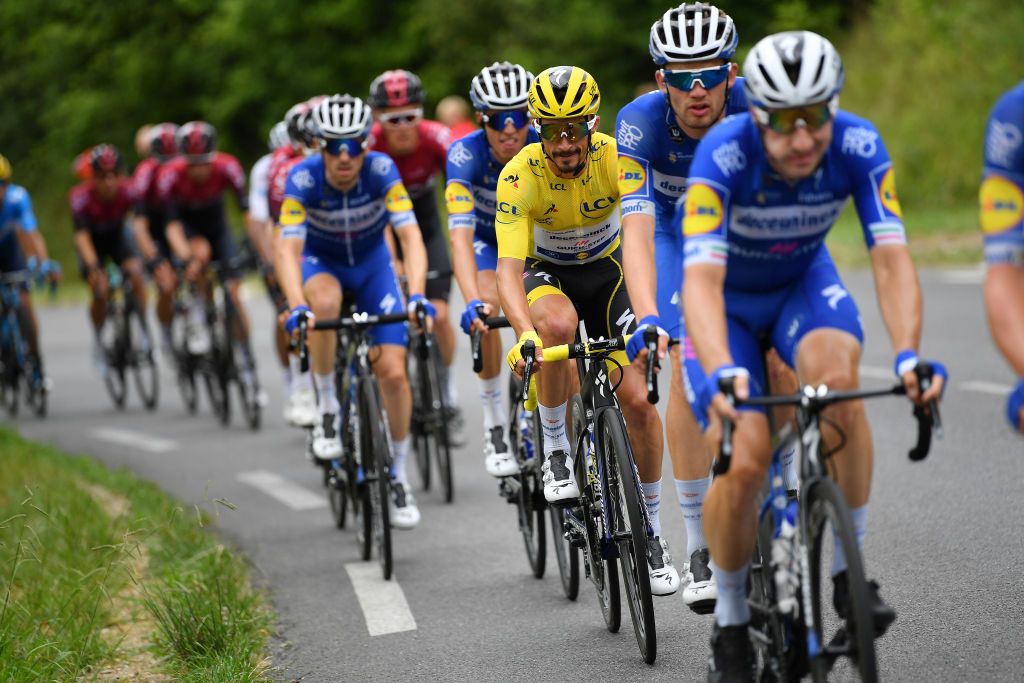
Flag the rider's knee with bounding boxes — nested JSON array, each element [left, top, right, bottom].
[[534, 310, 576, 344], [375, 359, 408, 391]]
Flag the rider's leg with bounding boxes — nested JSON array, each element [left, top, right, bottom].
[[476, 269, 504, 426], [530, 292, 577, 456], [304, 273, 341, 410], [18, 290, 41, 359]]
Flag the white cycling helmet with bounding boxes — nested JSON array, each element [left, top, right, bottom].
[[312, 94, 373, 140], [649, 3, 738, 65], [469, 61, 535, 111], [743, 31, 844, 108], [267, 121, 289, 151]]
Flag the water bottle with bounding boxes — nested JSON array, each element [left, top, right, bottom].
[[772, 500, 800, 616]]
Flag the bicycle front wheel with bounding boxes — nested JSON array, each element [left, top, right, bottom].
[[602, 408, 656, 664], [517, 406, 546, 578], [128, 307, 159, 411], [359, 377, 393, 580], [805, 477, 878, 683], [408, 351, 431, 492]]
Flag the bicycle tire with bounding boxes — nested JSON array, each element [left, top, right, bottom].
[[235, 346, 262, 431], [2, 351, 19, 418], [127, 306, 159, 411], [805, 477, 878, 683], [360, 376, 393, 580], [103, 304, 128, 409], [327, 466, 348, 530], [749, 495, 791, 683], [518, 405, 546, 578], [549, 394, 586, 600], [408, 352, 432, 492], [602, 408, 657, 664], [177, 359, 198, 414], [426, 340, 453, 503]]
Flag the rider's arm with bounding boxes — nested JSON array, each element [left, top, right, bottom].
[[392, 224, 427, 298], [683, 262, 732, 373], [450, 229, 481, 303], [868, 245, 922, 354], [496, 256, 532, 338], [274, 228, 306, 309], [245, 214, 273, 265], [985, 265, 1024, 376], [621, 213, 658, 319], [494, 155, 536, 338], [445, 176, 481, 303], [132, 214, 160, 262], [74, 230, 100, 272]]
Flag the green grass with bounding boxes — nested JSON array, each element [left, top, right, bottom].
[[0, 428, 272, 681]]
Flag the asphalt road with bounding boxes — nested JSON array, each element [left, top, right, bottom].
[[6, 267, 1024, 682]]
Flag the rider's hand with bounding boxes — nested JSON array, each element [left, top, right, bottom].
[[1007, 379, 1024, 435], [285, 305, 313, 336], [85, 264, 105, 292], [184, 257, 202, 283], [408, 294, 435, 332], [460, 299, 491, 335], [39, 259, 62, 285], [625, 315, 668, 363], [709, 364, 749, 422], [506, 330, 542, 377], [895, 349, 947, 404]]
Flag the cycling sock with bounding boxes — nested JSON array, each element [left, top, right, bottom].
[[314, 373, 339, 414], [281, 367, 292, 393], [676, 475, 711, 556], [641, 479, 662, 537], [444, 366, 459, 406], [288, 355, 313, 392], [538, 402, 570, 457], [780, 443, 799, 491], [711, 561, 751, 627], [391, 436, 411, 484], [831, 504, 868, 577], [479, 375, 503, 429], [160, 324, 173, 351]]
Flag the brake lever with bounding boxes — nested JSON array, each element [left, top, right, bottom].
[[644, 326, 660, 405], [713, 376, 736, 476]]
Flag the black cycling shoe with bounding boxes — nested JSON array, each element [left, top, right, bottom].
[[833, 570, 897, 638], [707, 623, 754, 683]]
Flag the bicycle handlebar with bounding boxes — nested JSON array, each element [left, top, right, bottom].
[[470, 315, 510, 373], [312, 312, 410, 330]]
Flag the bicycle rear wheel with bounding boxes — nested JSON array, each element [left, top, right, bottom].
[[602, 409, 656, 664], [427, 341, 453, 503], [235, 344, 262, 431], [360, 377, 393, 580], [805, 477, 878, 683], [128, 307, 159, 411], [408, 351, 432, 492], [2, 351, 19, 418], [749, 500, 792, 682]]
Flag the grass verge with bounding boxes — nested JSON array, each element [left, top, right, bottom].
[[0, 427, 271, 681]]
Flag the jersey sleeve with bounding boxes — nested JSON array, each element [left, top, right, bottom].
[[279, 165, 312, 241], [248, 156, 270, 223], [69, 187, 91, 233], [8, 186, 37, 233], [681, 127, 740, 269], [373, 155, 417, 231], [222, 155, 249, 212], [980, 85, 1024, 265], [156, 164, 181, 221], [615, 101, 660, 220], [131, 161, 154, 212], [494, 158, 534, 260], [838, 120, 907, 249], [445, 139, 477, 231]]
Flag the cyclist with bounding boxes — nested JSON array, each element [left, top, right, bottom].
[[71, 145, 149, 374], [618, 2, 746, 612], [980, 81, 1024, 433], [436, 95, 478, 140], [497, 66, 680, 596], [132, 122, 180, 355], [448, 61, 538, 477], [679, 32, 946, 680], [369, 70, 461, 425], [275, 94, 433, 529], [0, 153, 59, 386], [158, 121, 252, 358]]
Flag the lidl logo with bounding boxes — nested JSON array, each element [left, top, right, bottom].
[[980, 175, 1024, 234], [682, 184, 723, 236], [445, 183, 473, 213], [617, 156, 646, 195], [279, 197, 306, 227], [385, 184, 413, 213], [878, 168, 902, 218]]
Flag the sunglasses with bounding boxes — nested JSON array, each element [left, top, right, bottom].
[[534, 116, 598, 143], [751, 98, 838, 134], [379, 108, 423, 125], [661, 64, 732, 92], [481, 110, 530, 131], [321, 137, 369, 156]]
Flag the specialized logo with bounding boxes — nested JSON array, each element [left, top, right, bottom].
[[617, 120, 644, 150], [986, 120, 1023, 169], [580, 195, 616, 219], [980, 175, 1024, 234], [712, 140, 746, 177], [682, 184, 723, 236], [445, 182, 474, 213], [821, 284, 849, 311], [615, 308, 636, 336], [878, 167, 902, 217], [379, 292, 398, 314], [279, 197, 307, 227], [503, 173, 520, 188], [291, 168, 315, 190], [841, 126, 879, 158], [384, 183, 413, 213], [371, 156, 393, 176], [449, 141, 474, 167], [617, 156, 646, 195]]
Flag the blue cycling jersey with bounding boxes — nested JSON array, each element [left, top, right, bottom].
[[445, 127, 540, 245], [681, 110, 906, 291], [280, 152, 417, 265], [616, 79, 748, 235], [980, 81, 1024, 266], [0, 184, 38, 244]]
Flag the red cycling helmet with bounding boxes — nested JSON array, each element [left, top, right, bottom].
[[149, 122, 179, 161], [176, 121, 217, 163], [90, 144, 123, 175], [368, 70, 425, 109]]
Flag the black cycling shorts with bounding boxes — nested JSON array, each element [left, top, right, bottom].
[[77, 227, 137, 278]]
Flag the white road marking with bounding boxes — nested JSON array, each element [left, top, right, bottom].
[[961, 380, 1011, 396], [936, 267, 985, 285], [236, 470, 327, 510], [91, 427, 177, 453], [345, 562, 417, 636]]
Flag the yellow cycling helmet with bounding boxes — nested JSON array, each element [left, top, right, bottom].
[[528, 66, 601, 120], [0, 154, 11, 181]]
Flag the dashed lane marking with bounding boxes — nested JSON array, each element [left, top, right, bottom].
[[91, 427, 177, 453], [345, 562, 418, 636]]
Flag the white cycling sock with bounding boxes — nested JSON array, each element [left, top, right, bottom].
[[479, 375, 503, 429], [711, 561, 751, 627], [831, 504, 868, 576], [314, 373, 339, 414], [281, 367, 293, 394], [676, 475, 712, 556], [641, 479, 663, 537], [391, 436, 411, 484], [780, 443, 800, 491], [538, 402, 570, 457], [289, 355, 313, 392], [444, 366, 459, 406]]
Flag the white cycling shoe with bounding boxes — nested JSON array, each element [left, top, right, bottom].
[[541, 450, 580, 503], [311, 412, 342, 461], [682, 548, 718, 614], [389, 482, 421, 529], [484, 426, 518, 478], [647, 536, 681, 596], [285, 387, 318, 428]]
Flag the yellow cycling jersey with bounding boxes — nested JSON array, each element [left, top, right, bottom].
[[495, 132, 621, 265]]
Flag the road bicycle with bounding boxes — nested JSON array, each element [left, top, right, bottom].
[[0, 271, 48, 418], [101, 264, 158, 411], [408, 305, 453, 502]]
